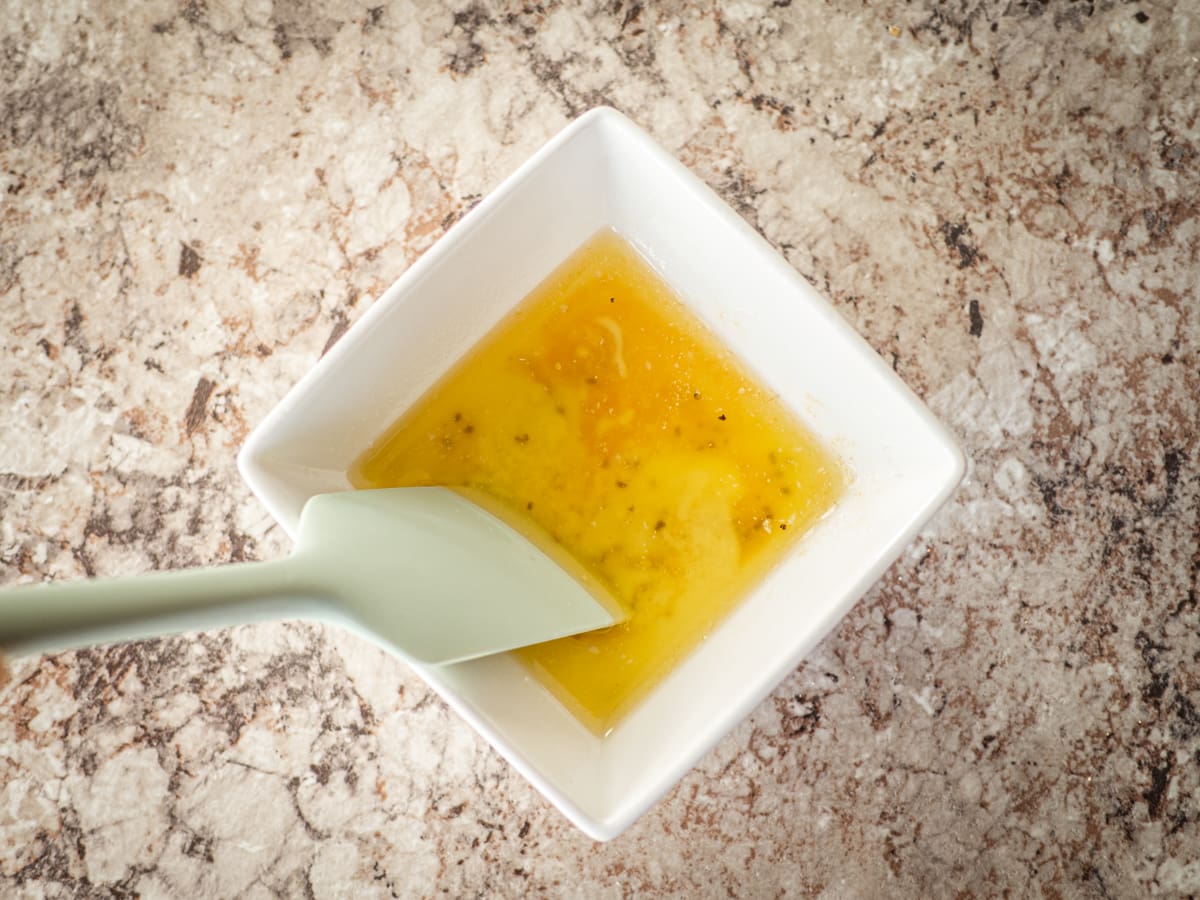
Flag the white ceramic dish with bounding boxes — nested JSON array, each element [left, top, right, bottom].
[[238, 108, 965, 840]]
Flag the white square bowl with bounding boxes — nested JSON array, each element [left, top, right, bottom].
[[238, 108, 964, 840]]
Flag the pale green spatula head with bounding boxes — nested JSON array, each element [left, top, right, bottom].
[[298, 487, 622, 664]]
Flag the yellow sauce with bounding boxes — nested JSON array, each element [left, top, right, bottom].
[[350, 230, 844, 735]]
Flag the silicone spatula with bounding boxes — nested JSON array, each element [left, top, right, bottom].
[[0, 487, 619, 664]]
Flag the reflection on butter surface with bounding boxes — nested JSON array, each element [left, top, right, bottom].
[[350, 230, 844, 735]]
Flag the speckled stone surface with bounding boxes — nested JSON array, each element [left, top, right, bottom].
[[2, 1, 1198, 896]]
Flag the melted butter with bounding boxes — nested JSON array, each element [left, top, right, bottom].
[[350, 229, 844, 735]]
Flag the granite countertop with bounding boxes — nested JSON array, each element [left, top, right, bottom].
[[2, 1, 1198, 896]]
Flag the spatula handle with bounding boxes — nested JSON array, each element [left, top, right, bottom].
[[0, 557, 327, 657]]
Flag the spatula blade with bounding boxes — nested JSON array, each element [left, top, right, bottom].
[[297, 488, 621, 665]]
